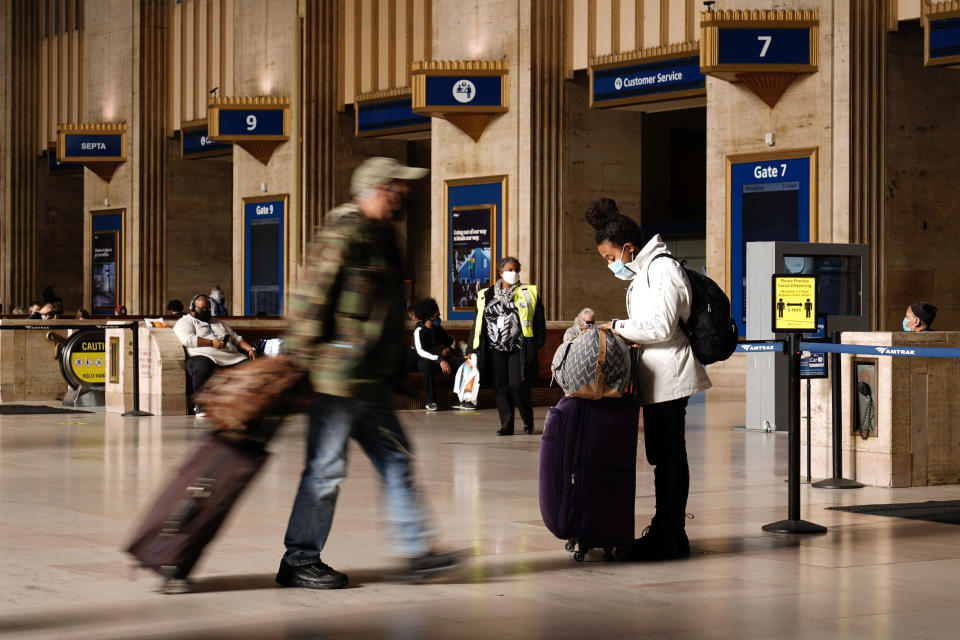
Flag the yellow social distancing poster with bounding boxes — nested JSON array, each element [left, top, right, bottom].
[[772, 275, 818, 332]]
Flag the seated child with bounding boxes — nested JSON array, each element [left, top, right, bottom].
[[411, 297, 466, 411]]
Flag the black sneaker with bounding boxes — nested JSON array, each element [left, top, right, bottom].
[[615, 525, 683, 562], [157, 577, 196, 595], [276, 559, 348, 589], [193, 404, 206, 418], [425, 403, 439, 411], [523, 424, 534, 434], [458, 401, 476, 410], [396, 550, 465, 581], [496, 428, 515, 436]]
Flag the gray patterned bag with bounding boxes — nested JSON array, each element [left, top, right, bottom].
[[551, 326, 631, 399]]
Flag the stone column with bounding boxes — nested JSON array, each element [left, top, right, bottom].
[[82, 0, 168, 315], [850, 0, 886, 330], [530, 0, 565, 320], [137, 0, 168, 314], [0, 1, 40, 310], [302, 0, 339, 252]]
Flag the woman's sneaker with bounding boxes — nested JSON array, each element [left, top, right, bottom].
[[394, 550, 466, 581], [425, 402, 439, 411]]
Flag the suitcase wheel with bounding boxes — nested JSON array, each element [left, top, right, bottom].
[[564, 539, 576, 552], [573, 550, 586, 562]]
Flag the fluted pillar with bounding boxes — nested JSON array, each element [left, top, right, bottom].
[[530, 0, 565, 320], [850, 0, 886, 330], [302, 0, 338, 255], [137, 0, 168, 314], [1, 1, 40, 310]]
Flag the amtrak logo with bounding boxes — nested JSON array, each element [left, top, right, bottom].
[[453, 79, 476, 103], [614, 77, 623, 91], [875, 346, 916, 356], [738, 343, 778, 352]]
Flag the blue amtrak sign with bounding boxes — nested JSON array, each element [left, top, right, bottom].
[[924, 5, 960, 67], [181, 123, 231, 158], [356, 96, 430, 137], [591, 54, 704, 108]]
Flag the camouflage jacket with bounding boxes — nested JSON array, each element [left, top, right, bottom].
[[285, 203, 406, 400]]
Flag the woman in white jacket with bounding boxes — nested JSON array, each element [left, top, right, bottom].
[[585, 198, 711, 561]]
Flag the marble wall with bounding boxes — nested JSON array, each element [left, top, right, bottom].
[[883, 21, 960, 332], [561, 72, 645, 323]]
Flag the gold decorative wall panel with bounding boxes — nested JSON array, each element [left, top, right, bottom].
[[340, 0, 432, 107], [568, 0, 702, 73], [39, 0, 83, 149], [168, 0, 235, 133]]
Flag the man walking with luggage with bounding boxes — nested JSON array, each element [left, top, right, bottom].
[[279, 157, 461, 589]]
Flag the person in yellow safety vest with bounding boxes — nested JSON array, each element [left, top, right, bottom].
[[470, 256, 546, 436]]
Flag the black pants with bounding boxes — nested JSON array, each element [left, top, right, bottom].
[[642, 396, 690, 527], [491, 350, 533, 432], [185, 355, 242, 393], [416, 354, 464, 404]]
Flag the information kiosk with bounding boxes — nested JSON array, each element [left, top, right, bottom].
[[745, 242, 870, 431]]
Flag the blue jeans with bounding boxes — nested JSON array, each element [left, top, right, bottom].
[[282, 392, 432, 565]]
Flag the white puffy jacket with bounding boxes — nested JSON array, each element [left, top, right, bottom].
[[611, 235, 712, 405]]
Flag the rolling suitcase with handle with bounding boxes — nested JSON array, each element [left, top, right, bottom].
[[539, 394, 639, 561]]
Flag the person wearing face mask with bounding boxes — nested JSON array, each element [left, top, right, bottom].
[[563, 307, 597, 342], [903, 302, 937, 332], [471, 257, 546, 435], [411, 297, 466, 411], [585, 197, 710, 562], [173, 293, 258, 416]]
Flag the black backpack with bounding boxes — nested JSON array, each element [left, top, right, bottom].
[[649, 253, 738, 365]]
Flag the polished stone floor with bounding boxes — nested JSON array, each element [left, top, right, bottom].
[[1, 396, 959, 639]]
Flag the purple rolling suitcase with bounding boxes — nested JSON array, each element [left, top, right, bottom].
[[539, 395, 639, 561]]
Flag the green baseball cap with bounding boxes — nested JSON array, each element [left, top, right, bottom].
[[350, 156, 428, 196]]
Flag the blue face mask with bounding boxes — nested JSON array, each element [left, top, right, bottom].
[[432, 316, 442, 327], [902, 317, 912, 332], [608, 246, 636, 281]]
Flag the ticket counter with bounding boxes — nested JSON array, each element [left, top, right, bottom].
[[804, 331, 960, 487]]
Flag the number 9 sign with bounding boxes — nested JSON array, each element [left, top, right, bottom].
[[246, 114, 257, 131]]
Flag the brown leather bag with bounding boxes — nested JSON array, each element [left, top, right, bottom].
[[194, 355, 309, 437]]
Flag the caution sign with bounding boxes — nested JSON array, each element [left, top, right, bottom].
[[66, 332, 106, 386], [772, 274, 818, 333]]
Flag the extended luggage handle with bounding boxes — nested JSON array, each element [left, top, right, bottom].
[[591, 327, 608, 401]]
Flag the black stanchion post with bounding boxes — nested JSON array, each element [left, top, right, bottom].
[[122, 321, 152, 417], [812, 330, 862, 489], [762, 333, 826, 534], [806, 377, 812, 484]]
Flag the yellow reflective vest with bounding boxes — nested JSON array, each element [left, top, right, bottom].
[[472, 284, 539, 350]]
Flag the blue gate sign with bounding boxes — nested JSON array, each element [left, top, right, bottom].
[[718, 28, 811, 66], [591, 55, 704, 108], [181, 124, 232, 158], [243, 197, 286, 316], [218, 109, 285, 137], [728, 150, 817, 337]]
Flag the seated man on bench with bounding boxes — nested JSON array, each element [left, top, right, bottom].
[[174, 293, 257, 416], [411, 297, 466, 411]]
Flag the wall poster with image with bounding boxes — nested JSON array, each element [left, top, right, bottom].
[[450, 205, 495, 314], [444, 175, 506, 321], [91, 210, 124, 312]]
